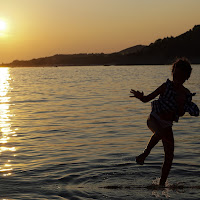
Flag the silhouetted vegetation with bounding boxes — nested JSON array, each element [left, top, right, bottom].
[[4, 25, 200, 67]]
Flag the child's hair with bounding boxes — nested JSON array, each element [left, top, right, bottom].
[[172, 58, 192, 80]]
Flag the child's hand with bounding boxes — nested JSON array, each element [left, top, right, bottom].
[[130, 89, 144, 100]]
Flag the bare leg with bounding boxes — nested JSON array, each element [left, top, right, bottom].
[[136, 114, 174, 185], [136, 133, 161, 165], [136, 115, 162, 165], [159, 128, 174, 186]]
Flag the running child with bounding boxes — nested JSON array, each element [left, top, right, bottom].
[[130, 58, 199, 186]]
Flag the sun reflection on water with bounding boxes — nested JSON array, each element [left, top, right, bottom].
[[0, 67, 16, 176]]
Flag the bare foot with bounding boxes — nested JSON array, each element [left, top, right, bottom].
[[136, 153, 146, 165]]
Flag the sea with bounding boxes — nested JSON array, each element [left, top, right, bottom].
[[0, 65, 199, 200]]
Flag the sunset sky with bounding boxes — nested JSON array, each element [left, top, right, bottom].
[[0, 0, 200, 63]]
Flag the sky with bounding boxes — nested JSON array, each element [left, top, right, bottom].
[[0, 0, 200, 63]]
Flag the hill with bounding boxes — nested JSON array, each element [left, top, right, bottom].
[[118, 45, 146, 55], [5, 25, 200, 66], [140, 24, 200, 64]]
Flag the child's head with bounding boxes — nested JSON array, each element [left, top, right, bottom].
[[172, 58, 192, 84]]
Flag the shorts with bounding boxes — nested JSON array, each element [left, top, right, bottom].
[[150, 111, 173, 129]]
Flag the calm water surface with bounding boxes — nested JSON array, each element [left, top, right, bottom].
[[0, 65, 199, 199]]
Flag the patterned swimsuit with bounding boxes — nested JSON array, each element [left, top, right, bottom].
[[151, 79, 199, 123]]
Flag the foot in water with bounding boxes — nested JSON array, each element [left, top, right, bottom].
[[159, 179, 166, 187]]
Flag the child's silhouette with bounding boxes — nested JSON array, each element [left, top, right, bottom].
[[130, 58, 199, 186]]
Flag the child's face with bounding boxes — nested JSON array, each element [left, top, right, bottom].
[[172, 67, 187, 85]]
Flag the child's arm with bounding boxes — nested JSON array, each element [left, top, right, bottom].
[[130, 83, 166, 103]]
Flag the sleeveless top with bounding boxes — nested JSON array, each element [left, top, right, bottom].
[[151, 79, 199, 122]]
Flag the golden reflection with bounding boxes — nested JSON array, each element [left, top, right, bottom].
[[0, 67, 16, 176]]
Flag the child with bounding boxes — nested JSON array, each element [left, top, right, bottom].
[[130, 58, 199, 186]]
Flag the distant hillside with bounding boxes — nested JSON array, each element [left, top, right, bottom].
[[5, 25, 200, 66], [118, 45, 146, 55], [8, 53, 121, 67], [141, 24, 200, 63], [122, 25, 200, 64]]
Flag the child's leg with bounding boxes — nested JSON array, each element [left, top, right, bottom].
[[136, 115, 162, 165], [145, 133, 161, 154], [136, 133, 161, 165], [160, 128, 174, 186]]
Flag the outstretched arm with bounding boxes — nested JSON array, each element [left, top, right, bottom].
[[130, 83, 166, 103]]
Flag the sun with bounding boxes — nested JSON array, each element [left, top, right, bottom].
[[0, 20, 7, 31]]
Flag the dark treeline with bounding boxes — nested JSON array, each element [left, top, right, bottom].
[[9, 53, 122, 67], [4, 25, 200, 67]]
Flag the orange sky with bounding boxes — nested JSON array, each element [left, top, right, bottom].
[[0, 0, 200, 63]]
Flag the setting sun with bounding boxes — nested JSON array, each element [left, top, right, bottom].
[[0, 20, 7, 31]]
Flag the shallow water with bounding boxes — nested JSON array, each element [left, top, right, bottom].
[[0, 65, 199, 199]]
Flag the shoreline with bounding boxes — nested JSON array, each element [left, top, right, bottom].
[[1, 63, 200, 68]]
